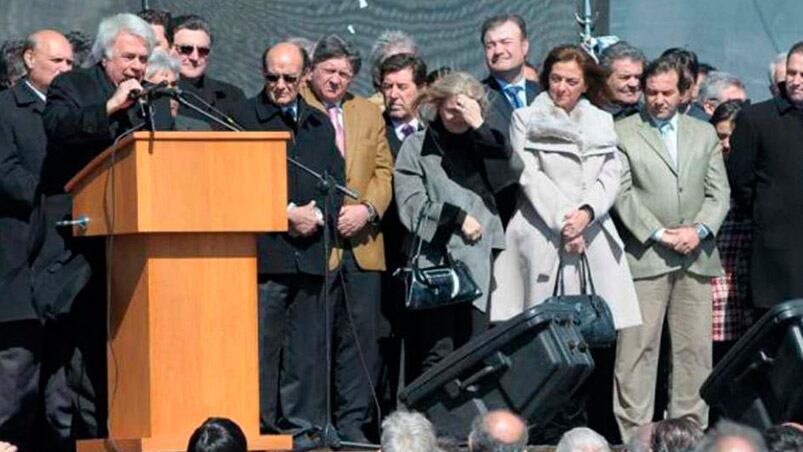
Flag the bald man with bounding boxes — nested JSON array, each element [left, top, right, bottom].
[[468, 410, 529, 451], [0, 29, 72, 449], [232, 42, 344, 437]]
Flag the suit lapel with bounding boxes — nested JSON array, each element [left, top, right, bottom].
[[675, 115, 694, 180], [525, 80, 539, 105], [637, 119, 678, 176], [485, 77, 514, 119], [343, 96, 357, 176]]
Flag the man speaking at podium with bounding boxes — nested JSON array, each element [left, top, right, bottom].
[[28, 13, 170, 450]]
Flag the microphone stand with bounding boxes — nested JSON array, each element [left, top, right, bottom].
[[172, 91, 374, 450]]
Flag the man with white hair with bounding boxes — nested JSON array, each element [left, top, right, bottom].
[[695, 421, 768, 452], [28, 13, 170, 449], [768, 52, 787, 98], [696, 71, 747, 118], [556, 427, 611, 452], [380, 411, 439, 452]]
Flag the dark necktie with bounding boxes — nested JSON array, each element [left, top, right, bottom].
[[401, 124, 415, 138]]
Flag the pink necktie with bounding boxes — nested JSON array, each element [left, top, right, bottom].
[[327, 104, 345, 157]]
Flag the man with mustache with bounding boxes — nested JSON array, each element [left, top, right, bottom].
[[612, 56, 730, 442], [728, 41, 803, 312], [600, 41, 647, 120], [479, 14, 539, 227]]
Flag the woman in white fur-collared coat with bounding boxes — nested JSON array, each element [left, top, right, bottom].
[[490, 45, 642, 330]]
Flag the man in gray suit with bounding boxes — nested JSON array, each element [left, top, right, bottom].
[[612, 56, 730, 441]]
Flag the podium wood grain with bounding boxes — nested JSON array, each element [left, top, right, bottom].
[[67, 132, 293, 451]]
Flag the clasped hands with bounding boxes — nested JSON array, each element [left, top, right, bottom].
[[658, 226, 701, 255], [561, 208, 592, 255], [287, 201, 370, 238]]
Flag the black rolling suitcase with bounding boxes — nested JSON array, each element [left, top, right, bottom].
[[701, 299, 803, 428], [398, 303, 594, 439]]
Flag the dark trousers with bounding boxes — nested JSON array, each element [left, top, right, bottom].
[[40, 279, 108, 452], [0, 320, 42, 450], [258, 273, 327, 433], [329, 249, 380, 440]]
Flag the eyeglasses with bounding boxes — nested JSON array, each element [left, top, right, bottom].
[[176, 45, 211, 58], [264, 73, 301, 84]]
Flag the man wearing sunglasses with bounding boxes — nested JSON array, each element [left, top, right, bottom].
[[231, 41, 344, 439], [171, 14, 245, 128]]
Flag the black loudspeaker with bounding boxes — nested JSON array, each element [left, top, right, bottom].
[[701, 299, 803, 428], [398, 304, 594, 439]]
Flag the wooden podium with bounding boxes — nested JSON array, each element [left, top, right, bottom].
[[65, 132, 294, 451]]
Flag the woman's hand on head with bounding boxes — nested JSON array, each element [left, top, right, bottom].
[[456, 94, 483, 129]]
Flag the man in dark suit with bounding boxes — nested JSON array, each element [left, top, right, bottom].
[[233, 41, 344, 438], [0, 29, 72, 450], [375, 53, 427, 409], [29, 14, 170, 450], [479, 14, 539, 226], [171, 15, 245, 128], [728, 41, 803, 310]]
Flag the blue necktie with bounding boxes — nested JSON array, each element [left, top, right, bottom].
[[504, 85, 523, 109]]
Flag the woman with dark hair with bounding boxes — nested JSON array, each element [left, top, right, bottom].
[[491, 44, 641, 330], [186, 417, 247, 452], [393, 71, 508, 378], [709, 99, 753, 363]]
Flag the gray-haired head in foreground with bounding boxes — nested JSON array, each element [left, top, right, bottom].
[[414, 71, 488, 124], [698, 71, 745, 104], [91, 13, 156, 64], [599, 40, 647, 70], [468, 410, 528, 452], [145, 48, 181, 80], [312, 34, 361, 76], [768, 52, 787, 85], [370, 30, 417, 87], [0, 38, 27, 89], [556, 427, 610, 452], [695, 420, 768, 452], [381, 410, 439, 452]]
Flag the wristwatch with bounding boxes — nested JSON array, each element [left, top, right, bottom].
[[363, 202, 379, 224]]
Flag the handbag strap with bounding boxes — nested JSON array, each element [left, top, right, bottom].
[[552, 252, 597, 296], [406, 201, 430, 267]]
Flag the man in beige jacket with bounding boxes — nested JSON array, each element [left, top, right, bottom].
[[612, 56, 730, 441]]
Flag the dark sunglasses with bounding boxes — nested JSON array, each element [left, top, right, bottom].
[[176, 45, 211, 57], [264, 73, 301, 84]]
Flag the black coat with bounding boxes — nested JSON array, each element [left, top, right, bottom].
[[0, 82, 47, 322], [29, 64, 172, 318], [178, 75, 246, 130], [233, 92, 345, 276], [728, 87, 803, 307], [481, 76, 539, 226]]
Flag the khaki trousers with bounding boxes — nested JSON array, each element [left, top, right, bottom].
[[613, 271, 712, 442]]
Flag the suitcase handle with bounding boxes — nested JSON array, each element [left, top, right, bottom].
[[456, 352, 512, 390]]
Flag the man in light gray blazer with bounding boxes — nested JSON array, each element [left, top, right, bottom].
[[612, 56, 730, 441]]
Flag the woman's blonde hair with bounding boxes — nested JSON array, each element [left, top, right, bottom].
[[414, 71, 488, 124]]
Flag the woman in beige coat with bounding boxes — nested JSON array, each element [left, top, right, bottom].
[[490, 45, 642, 330]]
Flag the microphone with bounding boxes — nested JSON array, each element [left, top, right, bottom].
[[128, 80, 169, 100]]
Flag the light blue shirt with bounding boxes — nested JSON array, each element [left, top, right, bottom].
[[493, 75, 527, 109]]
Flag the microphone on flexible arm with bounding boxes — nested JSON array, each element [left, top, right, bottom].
[[128, 80, 172, 100]]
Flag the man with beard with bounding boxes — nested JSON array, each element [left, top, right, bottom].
[[30, 14, 170, 450]]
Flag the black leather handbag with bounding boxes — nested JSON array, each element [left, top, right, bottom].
[[542, 254, 616, 348], [395, 203, 482, 310]]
